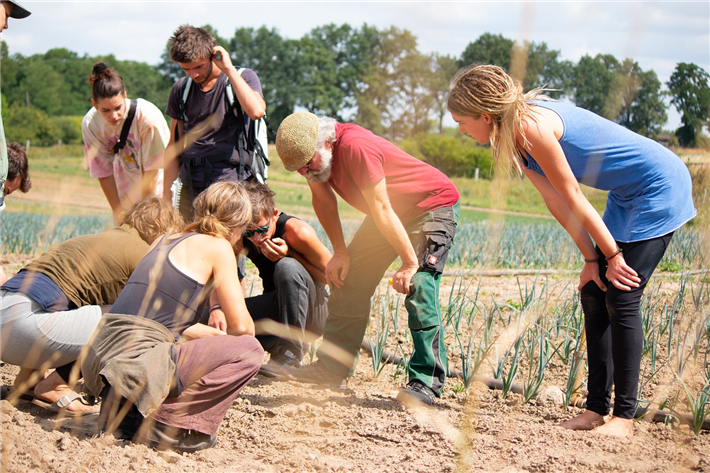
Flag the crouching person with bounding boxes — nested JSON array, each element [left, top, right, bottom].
[[238, 181, 331, 373], [0, 196, 182, 413], [82, 181, 264, 453]]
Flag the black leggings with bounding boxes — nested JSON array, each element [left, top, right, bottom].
[[580, 232, 673, 419]]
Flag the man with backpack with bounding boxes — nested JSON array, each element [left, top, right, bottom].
[[163, 24, 266, 220]]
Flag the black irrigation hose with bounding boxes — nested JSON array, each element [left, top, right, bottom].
[[360, 339, 710, 431]]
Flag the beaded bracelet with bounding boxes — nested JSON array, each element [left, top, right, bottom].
[[605, 247, 623, 261], [208, 304, 222, 314]]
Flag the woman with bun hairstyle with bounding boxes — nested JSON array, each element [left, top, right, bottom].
[[82, 62, 170, 224], [82, 180, 263, 453], [447, 64, 695, 438]]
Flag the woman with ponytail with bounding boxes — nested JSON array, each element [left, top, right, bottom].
[[448, 64, 695, 437], [82, 180, 263, 452], [82, 62, 170, 224]]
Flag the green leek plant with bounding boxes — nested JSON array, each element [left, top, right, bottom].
[[521, 326, 551, 402], [676, 377, 710, 435], [365, 300, 391, 378]]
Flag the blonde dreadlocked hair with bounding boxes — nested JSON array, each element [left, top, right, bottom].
[[447, 64, 551, 173]]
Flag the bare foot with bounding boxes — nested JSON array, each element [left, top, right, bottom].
[[557, 410, 607, 430], [591, 416, 633, 438], [33, 371, 97, 413]]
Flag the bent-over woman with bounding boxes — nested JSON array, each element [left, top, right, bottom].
[[447, 64, 695, 438], [82, 62, 170, 224]]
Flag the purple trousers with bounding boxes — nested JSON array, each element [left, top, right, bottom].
[[153, 334, 263, 435]]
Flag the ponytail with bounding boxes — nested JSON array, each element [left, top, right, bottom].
[[185, 181, 252, 240]]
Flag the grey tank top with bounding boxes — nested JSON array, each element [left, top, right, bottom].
[[109, 233, 210, 341]]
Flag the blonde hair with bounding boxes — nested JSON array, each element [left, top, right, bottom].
[[121, 196, 184, 244], [185, 181, 252, 240], [447, 64, 550, 172]]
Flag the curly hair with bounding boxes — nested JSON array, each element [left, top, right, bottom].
[[447, 64, 550, 173], [121, 197, 184, 244], [185, 181, 252, 240], [169, 24, 216, 63], [7, 142, 31, 193]]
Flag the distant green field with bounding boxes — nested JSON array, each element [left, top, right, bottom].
[[2, 145, 705, 271]]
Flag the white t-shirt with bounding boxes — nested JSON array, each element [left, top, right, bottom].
[[82, 98, 169, 206]]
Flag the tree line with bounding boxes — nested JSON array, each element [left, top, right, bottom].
[[1, 25, 708, 161]]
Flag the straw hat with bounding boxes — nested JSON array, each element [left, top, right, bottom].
[[275, 112, 319, 171]]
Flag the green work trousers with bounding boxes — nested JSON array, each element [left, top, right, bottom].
[[318, 202, 458, 395]]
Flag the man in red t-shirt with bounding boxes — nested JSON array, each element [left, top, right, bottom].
[[275, 112, 460, 406]]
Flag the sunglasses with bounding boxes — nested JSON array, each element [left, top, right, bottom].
[[242, 224, 270, 238]]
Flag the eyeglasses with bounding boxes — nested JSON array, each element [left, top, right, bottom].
[[242, 224, 270, 238]]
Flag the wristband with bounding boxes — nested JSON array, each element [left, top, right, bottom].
[[605, 247, 623, 261], [584, 257, 599, 263], [286, 247, 294, 258], [208, 304, 222, 314]]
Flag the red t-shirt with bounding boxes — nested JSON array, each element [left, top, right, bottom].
[[329, 123, 460, 221]]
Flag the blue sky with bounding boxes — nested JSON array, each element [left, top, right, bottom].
[[3, 1, 709, 129]]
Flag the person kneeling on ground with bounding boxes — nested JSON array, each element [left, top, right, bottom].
[[0, 197, 183, 414], [208, 181, 331, 374], [82, 181, 264, 453]]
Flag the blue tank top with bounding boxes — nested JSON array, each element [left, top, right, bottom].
[[522, 101, 696, 242], [109, 233, 210, 340]]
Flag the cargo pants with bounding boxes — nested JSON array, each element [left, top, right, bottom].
[[317, 201, 459, 395]]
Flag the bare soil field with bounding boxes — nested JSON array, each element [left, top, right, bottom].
[[2, 255, 708, 473], [2, 154, 709, 471]]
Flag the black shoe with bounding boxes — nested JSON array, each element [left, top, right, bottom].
[[136, 421, 217, 453], [288, 360, 347, 389], [259, 350, 302, 378], [0, 385, 35, 402], [396, 380, 436, 406]]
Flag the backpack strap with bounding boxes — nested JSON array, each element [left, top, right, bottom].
[[176, 77, 193, 143], [113, 99, 139, 167]]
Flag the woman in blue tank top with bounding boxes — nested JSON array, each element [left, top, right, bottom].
[[447, 64, 695, 438]]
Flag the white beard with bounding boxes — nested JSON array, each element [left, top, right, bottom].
[[305, 147, 333, 183]]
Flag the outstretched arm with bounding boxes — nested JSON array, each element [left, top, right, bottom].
[[308, 180, 349, 288], [210, 238, 255, 336], [520, 114, 640, 291], [98, 175, 127, 225], [361, 178, 418, 296]]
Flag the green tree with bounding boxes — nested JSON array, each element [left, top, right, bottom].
[[572, 54, 619, 117], [431, 54, 459, 134], [614, 62, 667, 136], [3, 102, 59, 145], [667, 62, 710, 147], [459, 35, 572, 99], [354, 26, 424, 139], [459, 33, 513, 69], [114, 59, 173, 114], [523, 41, 573, 98], [230, 26, 302, 128]]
